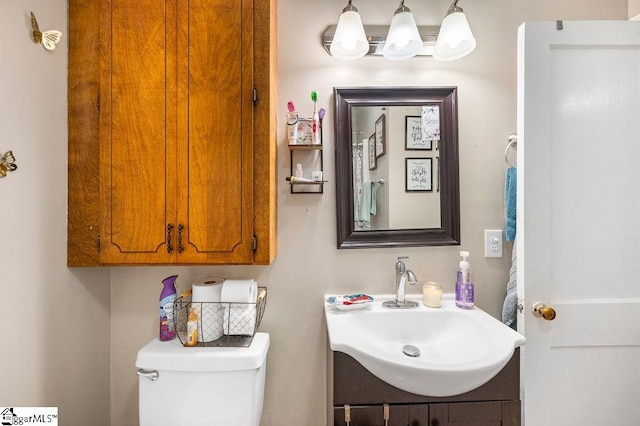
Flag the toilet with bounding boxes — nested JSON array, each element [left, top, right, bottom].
[[136, 333, 269, 426]]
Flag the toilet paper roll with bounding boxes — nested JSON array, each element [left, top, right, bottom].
[[221, 279, 258, 336], [225, 305, 257, 336], [192, 278, 224, 342], [220, 279, 257, 303], [192, 278, 224, 303]]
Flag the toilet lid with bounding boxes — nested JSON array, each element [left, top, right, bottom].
[[135, 332, 269, 372]]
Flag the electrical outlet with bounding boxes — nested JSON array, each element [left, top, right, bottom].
[[484, 229, 503, 258]]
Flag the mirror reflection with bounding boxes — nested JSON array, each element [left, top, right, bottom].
[[334, 87, 460, 249], [352, 105, 441, 231]]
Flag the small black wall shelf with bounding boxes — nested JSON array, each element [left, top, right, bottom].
[[288, 119, 325, 194]]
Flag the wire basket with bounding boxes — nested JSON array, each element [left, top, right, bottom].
[[174, 287, 267, 347]]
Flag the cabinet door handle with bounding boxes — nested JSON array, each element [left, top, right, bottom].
[[383, 403, 389, 426], [177, 224, 184, 253], [166, 223, 174, 253]]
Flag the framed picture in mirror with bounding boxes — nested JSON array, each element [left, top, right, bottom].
[[406, 157, 433, 192], [375, 114, 385, 158], [405, 116, 432, 150], [368, 133, 377, 170]]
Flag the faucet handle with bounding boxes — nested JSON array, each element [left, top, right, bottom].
[[396, 256, 409, 273]]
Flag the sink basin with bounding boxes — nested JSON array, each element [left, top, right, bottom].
[[324, 294, 525, 397]]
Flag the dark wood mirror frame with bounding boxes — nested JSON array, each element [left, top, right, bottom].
[[334, 87, 461, 249]]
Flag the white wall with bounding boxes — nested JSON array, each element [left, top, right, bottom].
[[108, 1, 628, 425], [0, 1, 111, 424], [630, 0, 640, 19]]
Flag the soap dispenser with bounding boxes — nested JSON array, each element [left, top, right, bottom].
[[455, 251, 474, 309]]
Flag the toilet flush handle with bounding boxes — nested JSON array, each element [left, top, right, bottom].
[[137, 369, 159, 381]]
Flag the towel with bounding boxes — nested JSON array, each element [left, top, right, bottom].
[[355, 181, 376, 223], [505, 167, 517, 242], [370, 182, 377, 216], [501, 238, 518, 329]]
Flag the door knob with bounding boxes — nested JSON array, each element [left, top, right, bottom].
[[532, 302, 556, 321]]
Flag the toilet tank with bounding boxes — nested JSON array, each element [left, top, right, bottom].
[[136, 333, 269, 426]]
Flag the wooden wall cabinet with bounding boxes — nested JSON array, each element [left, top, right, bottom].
[[333, 351, 521, 426], [68, 0, 277, 265]]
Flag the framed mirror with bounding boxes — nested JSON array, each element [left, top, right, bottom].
[[334, 87, 460, 249]]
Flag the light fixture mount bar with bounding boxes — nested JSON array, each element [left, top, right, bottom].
[[323, 24, 440, 57]]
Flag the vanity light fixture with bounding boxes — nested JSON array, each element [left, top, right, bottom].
[[433, 0, 476, 61], [322, 0, 475, 61], [382, 1, 423, 60], [329, 0, 369, 60]]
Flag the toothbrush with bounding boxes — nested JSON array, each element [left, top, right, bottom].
[[286, 100, 299, 144], [286, 100, 298, 124], [318, 107, 326, 122], [311, 91, 320, 144]]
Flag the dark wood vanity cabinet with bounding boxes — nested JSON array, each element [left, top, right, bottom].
[[333, 351, 521, 426]]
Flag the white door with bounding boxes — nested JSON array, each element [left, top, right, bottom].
[[518, 21, 640, 425]]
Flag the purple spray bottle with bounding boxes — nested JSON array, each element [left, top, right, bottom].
[[159, 275, 178, 341]]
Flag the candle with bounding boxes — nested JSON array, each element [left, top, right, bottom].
[[423, 282, 442, 308]]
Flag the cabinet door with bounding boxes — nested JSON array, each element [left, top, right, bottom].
[[99, 0, 177, 263], [175, 0, 255, 263], [429, 401, 520, 426], [69, 0, 276, 266]]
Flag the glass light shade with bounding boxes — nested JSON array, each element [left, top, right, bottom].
[[433, 11, 476, 61], [330, 10, 369, 60], [382, 11, 423, 60]]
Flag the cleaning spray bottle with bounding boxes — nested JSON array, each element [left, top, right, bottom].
[[455, 251, 474, 309], [159, 275, 178, 341]]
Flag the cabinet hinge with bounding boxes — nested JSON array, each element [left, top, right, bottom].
[[96, 233, 101, 253], [253, 88, 257, 105], [252, 235, 258, 251]]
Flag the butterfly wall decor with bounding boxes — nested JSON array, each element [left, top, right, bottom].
[[0, 151, 17, 178], [30, 12, 62, 51]]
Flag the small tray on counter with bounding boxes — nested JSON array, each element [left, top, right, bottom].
[[326, 294, 374, 311]]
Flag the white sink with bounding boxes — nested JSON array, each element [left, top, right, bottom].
[[324, 294, 525, 397]]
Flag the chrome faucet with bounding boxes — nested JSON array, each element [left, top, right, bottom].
[[383, 256, 420, 309]]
